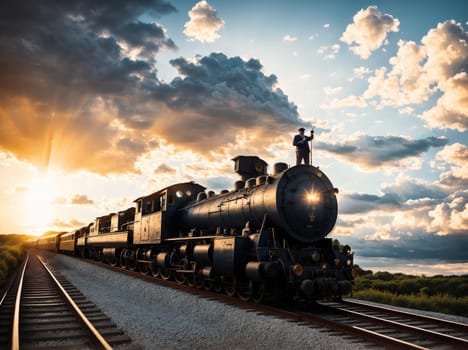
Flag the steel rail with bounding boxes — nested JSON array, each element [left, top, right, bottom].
[[342, 298, 468, 330], [330, 305, 468, 347], [0, 255, 27, 308], [11, 254, 29, 350], [36, 255, 113, 350]]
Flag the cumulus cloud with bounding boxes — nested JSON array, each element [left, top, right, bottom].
[[316, 135, 448, 170], [435, 143, 468, 189], [419, 72, 468, 131], [362, 20, 468, 131], [148, 53, 302, 153], [340, 6, 400, 59], [183, 1, 225, 43]]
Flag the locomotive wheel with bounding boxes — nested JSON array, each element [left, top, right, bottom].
[[213, 277, 223, 293], [251, 282, 265, 303], [174, 272, 186, 284], [224, 277, 237, 297], [186, 273, 197, 288], [237, 281, 251, 301], [109, 254, 118, 267], [160, 267, 171, 280], [139, 262, 150, 275], [128, 250, 137, 271], [150, 263, 160, 277], [120, 250, 128, 269]]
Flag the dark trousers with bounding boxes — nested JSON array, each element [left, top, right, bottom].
[[296, 150, 310, 165]]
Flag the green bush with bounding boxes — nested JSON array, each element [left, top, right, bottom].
[[0, 245, 25, 287], [349, 268, 468, 317]]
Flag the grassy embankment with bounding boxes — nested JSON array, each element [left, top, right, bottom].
[[0, 234, 31, 288], [350, 268, 468, 317]]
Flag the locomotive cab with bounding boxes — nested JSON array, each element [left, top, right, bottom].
[[133, 182, 205, 245]]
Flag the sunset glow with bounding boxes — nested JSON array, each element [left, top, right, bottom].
[[25, 176, 56, 235]]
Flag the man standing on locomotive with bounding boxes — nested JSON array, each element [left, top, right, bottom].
[[293, 127, 313, 165]]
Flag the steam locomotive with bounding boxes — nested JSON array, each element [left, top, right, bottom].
[[36, 156, 354, 303]]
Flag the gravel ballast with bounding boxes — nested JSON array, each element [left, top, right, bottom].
[[46, 253, 466, 350]]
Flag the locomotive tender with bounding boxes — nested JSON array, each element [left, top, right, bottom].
[[37, 156, 354, 302]]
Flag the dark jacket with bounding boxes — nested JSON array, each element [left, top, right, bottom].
[[293, 134, 312, 152]]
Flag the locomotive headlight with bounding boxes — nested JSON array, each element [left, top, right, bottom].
[[176, 190, 184, 198], [292, 264, 304, 277], [346, 259, 352, 266], [306, 191, 320, 204]]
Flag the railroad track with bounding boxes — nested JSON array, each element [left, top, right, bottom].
[[63, 253, 467, 350], [313, 299, 468, 349], [0, 253, 137, 349]]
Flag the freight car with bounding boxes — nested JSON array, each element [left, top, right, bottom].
[[38, 155, 354, 303]]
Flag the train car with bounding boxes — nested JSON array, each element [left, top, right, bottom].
[[85, 207, 135, 265], [58, 230, 78, 254], [76, 224, 91, 257], [36, 232, 62, 252]]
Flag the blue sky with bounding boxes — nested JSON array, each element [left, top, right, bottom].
[[0, 0, 467, 275]]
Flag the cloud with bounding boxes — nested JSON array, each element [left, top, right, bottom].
[[340, 6, 400, 59], [0, 2, 304, 175], [0, 0, 176, 174], [323, 86, 343, 95], [317, 44, 340, 60], [148, 53, 303, 153], [343, 233, 468, 261], [154, 163, 176, 174], [352, 66, 371, 80], [316, 135, 448, 170], [362, 20, 468, 131], [71, 194, 94, 205], [335, 149, 468, 259], [321, 95, 367, 109], [183, 1, 225, 43], [419, 72, 468, 131], [283, 35, 298, 42]]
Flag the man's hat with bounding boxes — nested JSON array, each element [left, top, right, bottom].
[[298, 127, 305, 131]]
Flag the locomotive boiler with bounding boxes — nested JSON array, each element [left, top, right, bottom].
[[175, 156, 352, 301]]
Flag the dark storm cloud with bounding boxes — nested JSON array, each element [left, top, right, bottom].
[[316, 135, 448, 169], [141, 53, 303, 150], [345, 234, 468, 261], [340, 193, 401, 214], [156, 53, 299, 125]]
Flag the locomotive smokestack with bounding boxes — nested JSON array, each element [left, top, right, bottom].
[[232, 156, 268, 181]]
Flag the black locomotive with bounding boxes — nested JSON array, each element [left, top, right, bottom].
[[37, 156, 354, 303]]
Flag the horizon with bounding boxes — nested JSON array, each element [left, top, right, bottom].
[[0, 0, 466, 276]]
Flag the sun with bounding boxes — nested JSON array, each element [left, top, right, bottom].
[[25, 176, 56, 235]]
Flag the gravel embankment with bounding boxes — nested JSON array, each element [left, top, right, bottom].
[[45, 253, 466, 349]]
